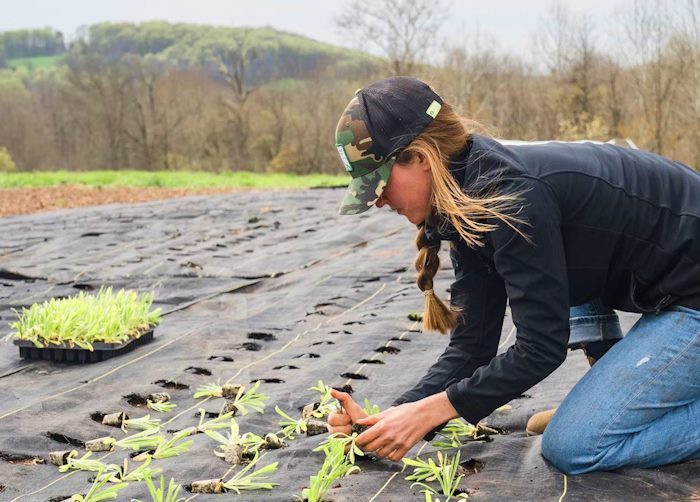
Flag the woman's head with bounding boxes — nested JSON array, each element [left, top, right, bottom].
[[335, 77, 525, 333]]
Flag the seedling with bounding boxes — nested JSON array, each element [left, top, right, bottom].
[[135, 472, 185, 502], [70, 466, 128, 501], [153, 430, 194, 459], [6, 287, 160, 350], [432, 420, 501, 448], [147, 400, 176, 413], [403, 451, 468, 501], [97, 456, 161, 483], [221, 452, 279, 493], [49, 449, 78, 466], [220, 380, 269, 416], [300, 438, 359, 502], [303, 380, 338, 418], [113, 428, 162, 451], [58, 451, 119, 475], [121, 414, 161, 432], [193, 382, 244, 399], [180, 408, 234, 436], [314, 432, 364, 464], [204, 418, 246, 464], [276, 405, 308, 439]]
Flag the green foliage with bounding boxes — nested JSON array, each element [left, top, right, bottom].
[[70, 466, 128, 501], [363, 398, 380, 416], [58, 451, 119, 475], [314, 432, 365, 465], [152, 430, 193, 459], [0, 147, 16, 172], [147, 399, 176, 412], [7, 54, 64, 70], [228, 380, 269, 415], [136, 472, 186, 502], [0, 170, 350, 189], [275, 405, 308, 439], [301, 439, 359, 502], [403, 451, 468, 501], [307, 380, 339, 418], [221, 452, 279, 493], [6, 287, 161, 350]]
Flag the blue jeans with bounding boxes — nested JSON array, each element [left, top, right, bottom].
[[542, 301, 700, 474]]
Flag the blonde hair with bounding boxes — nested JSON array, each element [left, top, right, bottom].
[[399, 102, 529, 333]]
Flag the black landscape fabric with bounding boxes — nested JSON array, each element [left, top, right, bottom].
[[0, 189, 698, 501]]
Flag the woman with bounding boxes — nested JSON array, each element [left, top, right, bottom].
[[327, 76, 700, 475]]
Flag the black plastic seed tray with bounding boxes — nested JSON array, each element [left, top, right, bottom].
[[13, 329, 155, 364]]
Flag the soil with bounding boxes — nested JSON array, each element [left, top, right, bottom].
[[0, 185, 262, 217]]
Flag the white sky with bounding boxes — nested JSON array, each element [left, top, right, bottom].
[[1, 0, 631, 61]]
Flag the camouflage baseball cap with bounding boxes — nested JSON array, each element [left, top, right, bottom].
[[335, 76, 443, 215]]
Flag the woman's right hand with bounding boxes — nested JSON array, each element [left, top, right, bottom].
[[327, 388, 368, 435]]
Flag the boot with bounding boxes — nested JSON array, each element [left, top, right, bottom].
[[525, 340, 619, 436]]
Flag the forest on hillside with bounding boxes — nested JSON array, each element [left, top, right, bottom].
[[0, 0, 698, 173]]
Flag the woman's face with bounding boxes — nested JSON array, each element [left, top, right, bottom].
[[375, 154, 432, 225]]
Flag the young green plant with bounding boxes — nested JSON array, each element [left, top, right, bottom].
[[403, 451, 468, 501], [314, 433, 364, 465], [70, 466, 128, 501], [275, 405, 308, 439], [220, 452, 279, 493], [134, 472, 185, 502], [300, 436, 360, 502]]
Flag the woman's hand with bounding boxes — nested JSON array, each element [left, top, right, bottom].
[[327, 388, 368, 435], [354, 392, 459, 462]]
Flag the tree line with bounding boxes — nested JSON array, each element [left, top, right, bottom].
[[0, 0, 698, 174]]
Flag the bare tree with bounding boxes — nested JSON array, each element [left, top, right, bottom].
[[335, 0, 450, 75]]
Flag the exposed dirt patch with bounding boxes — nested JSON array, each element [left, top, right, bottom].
[[0, 185, 256, 217]]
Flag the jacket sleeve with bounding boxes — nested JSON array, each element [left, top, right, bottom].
[[391, 239, 507, 408], [445, 177, 571, 425]]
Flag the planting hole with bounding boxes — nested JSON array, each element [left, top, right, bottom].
[[90, 412, 105, 423], [123, 393, 148, 407], [153, 379, 189, 390], [340, 372, 368, 380], [375, 346, 401, 354], [80, 232, 103, 238], [208, 355, 234, 362], [273, 365, 299, 370], [0, 451, 45, 465], [460, 458, 485, 475], [343, 321, 364, 326], [389, 337, 410, 342], [44, 432, 85, 448], [247, 332, 276, 341], [72, 283, 95, 291], [47, 497, 72, 502], [310, 341, 335, 346], [239, 342, 261, 351], [329, 330, 352, 335], [293, 353, 320, 359], [359, 359, 384, 364], [254, 378, 284, 384], [185, 366, 212, 376]]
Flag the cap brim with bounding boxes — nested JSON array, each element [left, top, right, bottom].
[[338, 161, 394, 215]]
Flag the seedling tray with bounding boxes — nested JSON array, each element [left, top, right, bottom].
[[13, 329, 154, 364]]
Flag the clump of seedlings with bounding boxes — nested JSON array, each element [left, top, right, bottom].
[[49, 449, 78, 467], [432, 419, 502, 448], [96, 456, 161, 483], [275, 406, 308, 439], [190, 452, 278, 494], [205, 419, 286, 464], [408, 312, 423, 322], [303, 380, 339, 419], [120, 414, 161, 432], [299, 438, 360, 502], [6, 287, 161, 350], [403, 451, 468, 501]]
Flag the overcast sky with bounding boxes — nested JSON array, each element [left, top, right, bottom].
[[2, 0, 631, 60]]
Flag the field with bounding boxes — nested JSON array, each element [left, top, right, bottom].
[[0, 188, 698, 501], [6, 54, 64, 70]]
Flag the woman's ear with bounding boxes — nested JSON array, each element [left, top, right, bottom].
[[416, 152, 430, 172]]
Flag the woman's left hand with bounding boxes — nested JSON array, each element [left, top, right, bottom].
[[354, 392, 460, 462]]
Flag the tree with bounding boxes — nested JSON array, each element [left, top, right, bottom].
[[335, 0, 450, 75]]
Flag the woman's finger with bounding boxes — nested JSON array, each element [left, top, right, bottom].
[[327, 412, 351, 427]]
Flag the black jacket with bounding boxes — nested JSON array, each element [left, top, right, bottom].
[[393, 134, 700, 425]]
